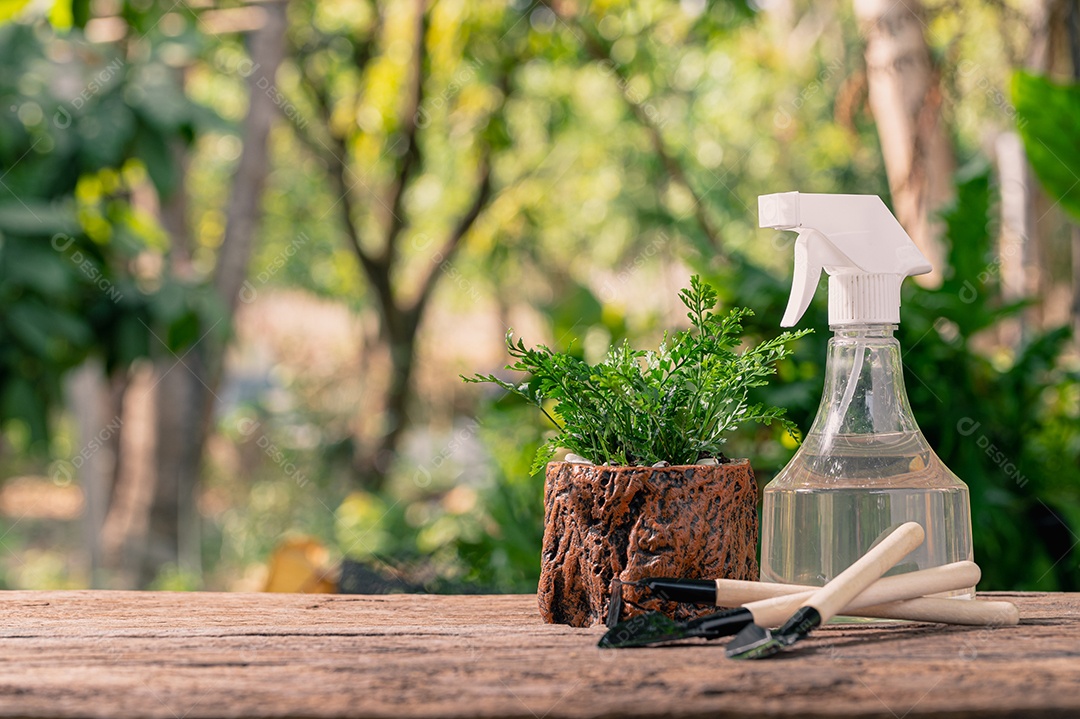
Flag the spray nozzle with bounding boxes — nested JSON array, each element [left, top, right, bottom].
[[759, 192, 932, 327]]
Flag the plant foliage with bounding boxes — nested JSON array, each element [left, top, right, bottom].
[[464, 276, 809, 473], [0, 21, 222, 448], [1012, 71, 1080, 222]]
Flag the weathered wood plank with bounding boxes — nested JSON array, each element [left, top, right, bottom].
[[0, 591, 1075, 718]]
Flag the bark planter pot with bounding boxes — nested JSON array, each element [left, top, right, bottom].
[[538, 459, 759, 627]]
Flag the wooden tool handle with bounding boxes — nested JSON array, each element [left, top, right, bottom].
[[805, 521, 925, 623], [742, 561, 980, 624], [715, 561, 980, 607], [751, 591, 1019, 626], [848, 561, 980, 607], [750, 592, 1016, 627], [712, 579, 798, 604], [853, 597, 1019, 625]]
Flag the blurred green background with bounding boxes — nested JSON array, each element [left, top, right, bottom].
[[0, 0, 1078, 593]]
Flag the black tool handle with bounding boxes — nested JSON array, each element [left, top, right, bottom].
[[639, 577, 717, 605], [684, 607, 753, 639]]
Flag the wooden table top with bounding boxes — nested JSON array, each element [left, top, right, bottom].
[[0, 590, 1075, 718]]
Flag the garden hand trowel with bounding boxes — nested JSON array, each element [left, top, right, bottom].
[[725, 521, 925, 660], [599, 559, 1013, 649]]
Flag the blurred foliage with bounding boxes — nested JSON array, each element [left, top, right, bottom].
[[925, 235, 1079, 588], [0, 20, 221, 448], [1013, 71, 1080, 222], [449, 401, 547, 592], [0, 0, 1077, 594]]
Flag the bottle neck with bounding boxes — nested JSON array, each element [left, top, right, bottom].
[[807, 324, 921, 440]]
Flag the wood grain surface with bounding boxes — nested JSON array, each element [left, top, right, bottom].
[[0, 591, 1074, 718]]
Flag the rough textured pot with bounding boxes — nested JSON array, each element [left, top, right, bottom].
[[538, 460, 759, 627]]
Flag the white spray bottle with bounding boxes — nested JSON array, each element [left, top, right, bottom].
[[758, 192, 974, 596]]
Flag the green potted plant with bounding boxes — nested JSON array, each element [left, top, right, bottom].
[[464, 276, 808, 627]]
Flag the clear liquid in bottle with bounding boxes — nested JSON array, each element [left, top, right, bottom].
[[759, 326, 975, 595], [760, 432, 973, 595]]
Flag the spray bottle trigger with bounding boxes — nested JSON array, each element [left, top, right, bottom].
[[781, 230, 825, 327]]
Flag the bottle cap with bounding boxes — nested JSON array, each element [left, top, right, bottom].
[[759, 192, 931, 327]]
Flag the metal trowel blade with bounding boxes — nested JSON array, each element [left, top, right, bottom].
[[599, 607, 753, 649], [599, 611, 686, 648]]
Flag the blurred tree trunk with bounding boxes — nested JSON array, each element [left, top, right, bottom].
[[1003, 0, 1079, 337], [136, 0, 289, 586], [1068, 0, 1080, 342], [994, 0, 1055, 344], [995, 131, 1033, 346], [68, 359, 125, 588], [141, 135, 202, 586], [1022, 0, 1054, 334], [100, 361, 156, 587], [287, 0, 497, 490], [854, 0, 953, 286]]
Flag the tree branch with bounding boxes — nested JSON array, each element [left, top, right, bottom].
[[282, 90, 335, 168], [380, 0, 428, 268], [573, 21, 726, 254], [287, 26, 385, 286], [286, 32, 355, 166], [287, 3, 383, 152], [408, 150, 493, 322], [214, 0, 288, 317]]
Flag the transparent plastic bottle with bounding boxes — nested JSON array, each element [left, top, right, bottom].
[[759, 324, 974, 595]]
